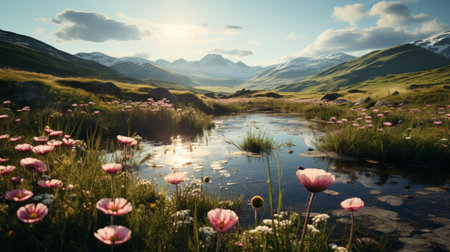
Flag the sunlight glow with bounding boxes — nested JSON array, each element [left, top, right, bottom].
[[165, 24, 189, 40]]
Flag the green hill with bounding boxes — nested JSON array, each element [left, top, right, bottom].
[[277, 44, 450, 93]]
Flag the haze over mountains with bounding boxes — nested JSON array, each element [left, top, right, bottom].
[[1, 28, 450, 93]]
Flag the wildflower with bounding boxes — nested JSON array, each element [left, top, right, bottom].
[[208, 208, 238, 233], [96, 198, 132, 216], [17, 203, 48, 223], [164, 172, 188, 185], [62, 138, 76, 147], [0, 114, 8, 119], [433, 121, 443, 126], [15, 143, 33, 152], [102, 163, 122, 174], [67, 184, 74, 190], [11, 176, 23, 186], [94, 225, 132, 246], [33, 136, 48, 142], [9, 136, 22, 142], [251, 195, 264, 209], [20, 158, 47, 172], [296, 168, 335, 193], [312, 213, 330, 224], [0, 134, 9, 140], [382, 122, 392, 127], [116, 135, 137, 146], [0, 157, 9, 162], [307, 224, 320, 234], [32, 145, 54, 155], [5, 189, 33, 202], [49, 131, 63, 137], [47, 140, 63, 147], [341, 197, 364, 212], [0, 165, 15, 175], [329, 243, 348, 252], [249, 225, 272, 234], [37, 179, 63, 188]]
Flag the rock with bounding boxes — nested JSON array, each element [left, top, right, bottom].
[[357, 237, 379, 246], [369, 190, 382, 195], [354, 96, 371, 105], [424, 186, 446, 192], [288, 150, 294, 154], [334, 99, 349, 104], [300, 150, 354, 161], [398, 237, 433, 252], [253, 92, 283, 98], [332, 206, 415, 236], [323, 190, 339, 196], [348, 89, 366, 93], [377, 195, 404, 206], [392, 91, 400, 96], [374, 99, 390, 107], [147, 87, 177, 102], [90, 82, 122, 97], [321, 93, 339, 101], [421, 226, 450, 251], [204, 92, 215, 98]]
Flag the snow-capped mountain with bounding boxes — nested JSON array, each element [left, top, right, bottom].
[[242, 52, 355, 90], [153, 54, 266, 86], [412, 30, 450, 58], [75, 52, 154, 66]]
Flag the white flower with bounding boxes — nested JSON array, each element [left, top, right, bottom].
[[249, 225, 272, 234], [279, 220, 292, 228], [329, 243, 348, 252], [199, 226, 216, 236], [307, 224, 319, 234], [312, 214, 330, 224], [262, 219, 279, 226]]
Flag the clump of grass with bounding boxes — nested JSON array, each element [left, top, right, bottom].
[[233, 128, 276, 155]]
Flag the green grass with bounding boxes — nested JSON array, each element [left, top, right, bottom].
[[229, 128, 276, 155]]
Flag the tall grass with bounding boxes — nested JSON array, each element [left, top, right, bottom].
[[231, 128, 276, 155]]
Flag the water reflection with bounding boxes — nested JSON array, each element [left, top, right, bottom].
[[136, 113, 450, 249]]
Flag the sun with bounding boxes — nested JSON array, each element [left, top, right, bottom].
[[165, 24, 189, 40]]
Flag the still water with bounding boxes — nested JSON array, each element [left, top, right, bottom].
[[137, 113, 450, 251]]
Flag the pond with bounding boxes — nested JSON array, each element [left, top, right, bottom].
[[137, 113, 450, 251]]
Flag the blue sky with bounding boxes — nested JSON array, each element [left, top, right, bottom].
[[1, 0, 449, 65]]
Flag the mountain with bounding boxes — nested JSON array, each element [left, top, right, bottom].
[[109, 61, 195, 86], [242, 52, 355, 90], [76, 52, 195, 86], [412, 30, 450, 58], [0, 29, 122, 77], [277, 44, 450, 93], [153, 54, 266, 86]]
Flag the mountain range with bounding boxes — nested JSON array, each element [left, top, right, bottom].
[[1, 28, 449, 94]]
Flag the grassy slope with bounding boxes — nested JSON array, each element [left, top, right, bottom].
[[277, 44, 450, 93]]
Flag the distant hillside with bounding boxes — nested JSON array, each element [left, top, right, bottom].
[[109, 61, 196, 87], [277, 44, 450, 92], [0, 41, 125, 79], [242, 52, 354, 90], [0, 29, 122, 77]]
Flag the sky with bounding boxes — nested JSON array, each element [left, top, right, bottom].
[[1, 0, 449, 66]]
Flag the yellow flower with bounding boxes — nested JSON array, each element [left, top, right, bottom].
[[251, 196, 264, 209]]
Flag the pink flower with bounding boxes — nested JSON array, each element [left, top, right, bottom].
[[94, 225, 132, 246], [352, 123, 360, 127], [33, 136, 48, 142], [32, 145, 54, 155], [433, 121, 443, 126], [0, 165, 16, 175], [94, 111, 100, 114], [341, 197, 364, 212], [116, 135, 137, 146], [47, 140, 62, 147], [9, 136, 22, 142], [377, 128, 384, 132], [164, 172, 188, 185], [0, 114, 8, 119], [5, 189, 33, 202], [0, 157, 9, 162], [3, 100, 11, 104], [11, 176, 23, 186], [17, 203, 48, 224], [96, 198, 132, 216], [62, 138, 76, 147], [67, 184, 74, 190], [20, 158, 47, 173], [44, 127, 53, 134], [207, 208, 239, 233], [64, 135, 71, 139], [37, 179, 63, 188], [296, 168, 335, 193], [372, 109, 379, 113], [49, 131, 63, 137], [15, 143, 33, 152], [102, 163, 122, 173], [382, 122, 392, 127], [0, 134, 10, 140]]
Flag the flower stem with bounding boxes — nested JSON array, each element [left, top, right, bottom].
[[215, 233, 223, 252], [254, 209, 258, 227], [45, 155, 50, 175], [298, 192, 316, 252], [111, 175, 114, 198], [347, 212, 355, 251]]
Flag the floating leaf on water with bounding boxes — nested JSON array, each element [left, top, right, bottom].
[[226, 182, 237, 186], [424, 187, 446, 192], [366, 160, 379, 164]]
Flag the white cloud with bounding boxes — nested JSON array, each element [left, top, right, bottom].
[[285, 32, 298, 41], [248, 40, 261, 46], [333, 3, 366, 25], [369, 1, 428, 27], [51, 9, 148, 42]]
